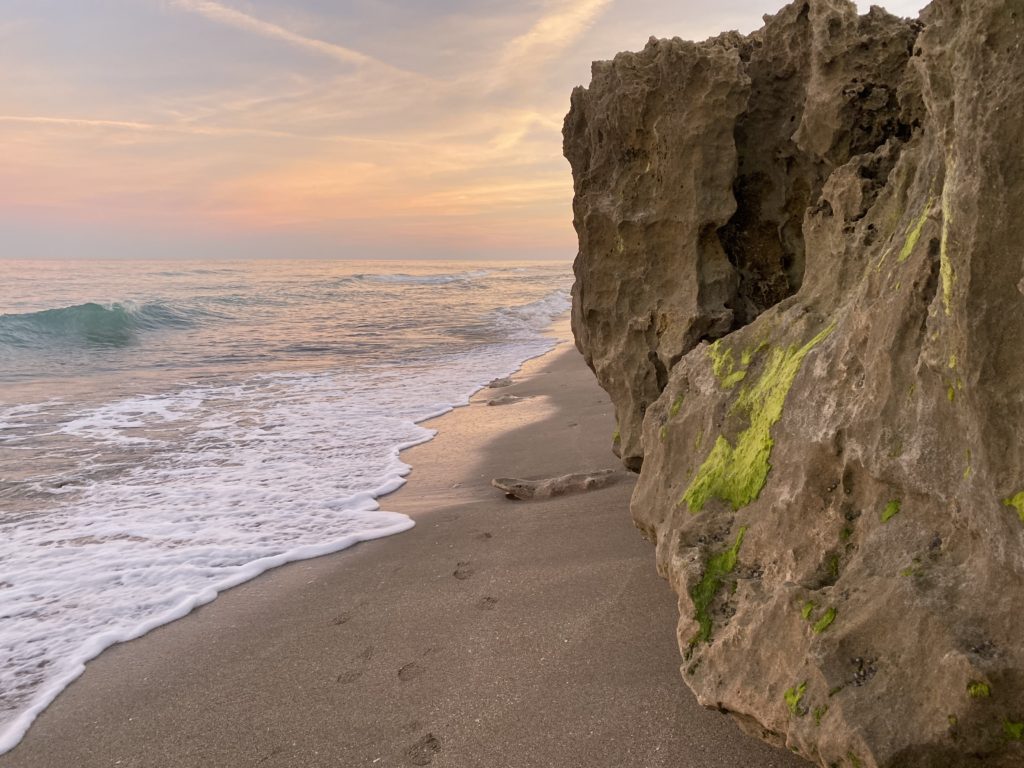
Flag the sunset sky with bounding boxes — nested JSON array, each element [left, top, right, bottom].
[[2, 0, 927, 260]]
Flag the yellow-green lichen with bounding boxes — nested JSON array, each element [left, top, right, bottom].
[[801, 601, 816, 620], [940, 176, 955, 315], [1004, 719, 1024, 741], [898, 196, 935, 263], [722, 370, 746, 389], [813, 705, 829, 726], [881, 499, 901, 523], [948, 354, 957, 370], [968, 681, 991, 699], [682, 325, 835, 513], [813, 606, 837, 634], [741, 341, 768, 367], [1003, 492, 1024, 523], [709, 341, 747, 390], [689, 527, 747, 647], [900, 555, 923, 577], [612, 429, 620, 443], [785, 681, 808, 716], [670, 393, 685, 418], [948, 385, 956, 403], [827, 554, 841, 580], [659, 424, 668, 442]]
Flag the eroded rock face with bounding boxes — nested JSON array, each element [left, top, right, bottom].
[[564, 1, 1024, 766]]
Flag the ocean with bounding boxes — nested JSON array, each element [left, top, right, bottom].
[[0, 259, 571, 753]]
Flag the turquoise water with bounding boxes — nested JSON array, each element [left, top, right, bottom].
[[0, 259, 571, 753]]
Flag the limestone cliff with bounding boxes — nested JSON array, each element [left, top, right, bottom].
[[564, 1, 1024, 765]]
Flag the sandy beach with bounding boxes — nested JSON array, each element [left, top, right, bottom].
[[0, 328, 808, 768]]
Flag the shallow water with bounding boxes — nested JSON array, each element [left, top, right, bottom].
[[0, 259, 571, 753]]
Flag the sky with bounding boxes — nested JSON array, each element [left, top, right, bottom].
[[1, 0, 929, 261]]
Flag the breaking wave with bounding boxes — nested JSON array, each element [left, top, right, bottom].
[[0, 302, 209, 348]]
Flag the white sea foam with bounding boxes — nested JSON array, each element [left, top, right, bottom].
[[0, 279, 570, 755], [494, 291, 572, 332], [59, 393, 205, 445]]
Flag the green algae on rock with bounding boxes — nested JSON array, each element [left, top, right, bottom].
[[881, 500, 901, 523], [897, 196, 935, 263], [689, 526, 748, 647], [968, 681, 992, 699], [812, 607, 837, 634], [669, 393, 685, 418], [682, 325, 834, 514], [709, 341, 748, 390], [1004, 492, 1024, 523], [785, 682, 808, 717]]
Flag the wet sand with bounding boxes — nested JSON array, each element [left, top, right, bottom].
[[0, 332, 809, 767]]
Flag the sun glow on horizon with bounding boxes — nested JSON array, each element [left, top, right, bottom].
[[0, 0, 929, 260]]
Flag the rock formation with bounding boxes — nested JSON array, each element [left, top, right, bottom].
[[564, 1, 1024, 765]]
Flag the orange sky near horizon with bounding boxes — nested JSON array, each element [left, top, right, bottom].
[[0, 0, 929, 260]]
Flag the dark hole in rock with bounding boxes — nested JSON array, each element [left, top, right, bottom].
[[718, 170, 805, 328]]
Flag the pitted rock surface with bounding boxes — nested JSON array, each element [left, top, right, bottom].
[[564, 1, 1024, 766]]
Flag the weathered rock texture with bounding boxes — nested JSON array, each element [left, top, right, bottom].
[[564, 1, 1024, 765]]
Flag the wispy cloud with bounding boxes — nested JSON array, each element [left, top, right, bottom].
[[1, 0, 621, 257], [0, 114, 300, 139], [488, 0, 614, 90], [170, 0, 386, 70], [0, 116, 158, 131]]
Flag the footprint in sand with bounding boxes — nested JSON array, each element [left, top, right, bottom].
[[475, 532, 493, 541], [453, 561, 474, 580], [336, 646, 374, 684], [476, 596, 498, 611], [398, 662, 424, 682], [330, 611, 352, 626], [336, 669, 363, 685], [404, 733, 442, 766]]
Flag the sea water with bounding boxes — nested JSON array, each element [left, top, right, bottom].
[[0, 259, 571, 753]]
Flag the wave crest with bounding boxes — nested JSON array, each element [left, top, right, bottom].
[[0, 302, 201, 348]]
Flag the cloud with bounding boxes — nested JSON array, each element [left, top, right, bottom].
[[488, 0, 614, 90], [0, 116, 158, 132], [1, 1, 606, 257], [0, 114, 298, 139], [170, 0, 382, 69]]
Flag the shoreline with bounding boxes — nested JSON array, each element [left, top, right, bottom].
[[0, 314, 566, 757], [0, 321, 808, 767]]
